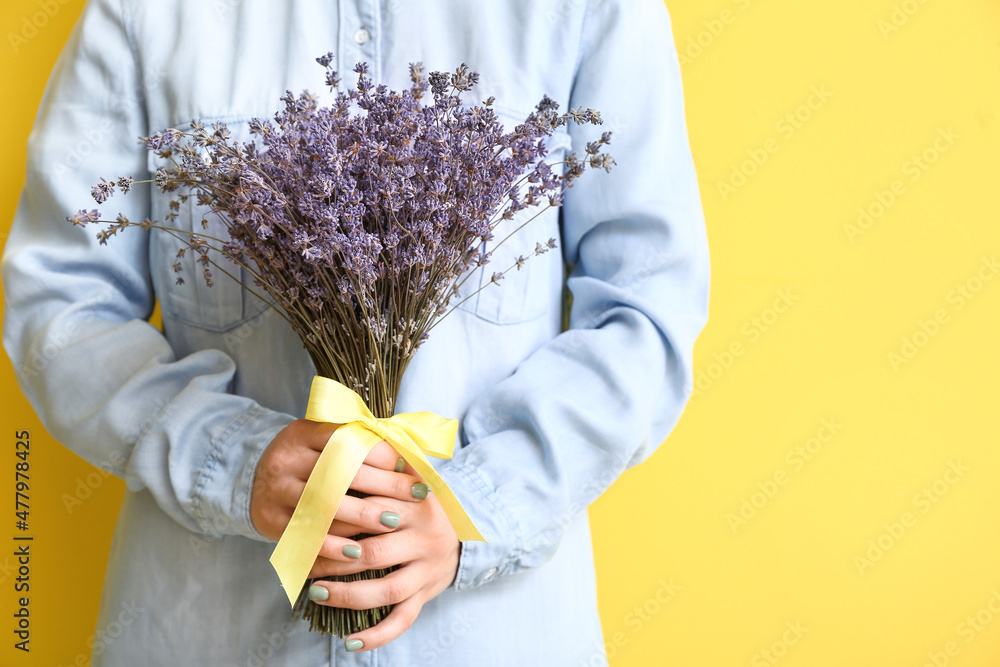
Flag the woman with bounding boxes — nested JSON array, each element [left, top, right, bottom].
[[2, 0, 709, 663]]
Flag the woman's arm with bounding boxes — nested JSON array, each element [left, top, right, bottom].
[[440, 0, 711, 591], [2, 0, 293, 543]]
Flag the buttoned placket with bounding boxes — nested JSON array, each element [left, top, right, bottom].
[[338, 0, 381, 89], [326, 2, 382, 663], [333, 0, 381, 663]]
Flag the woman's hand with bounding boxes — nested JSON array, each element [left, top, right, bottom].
[[249, 419, 432, 566], [303, 445, 461, 653], [249, 419, 461, 653]]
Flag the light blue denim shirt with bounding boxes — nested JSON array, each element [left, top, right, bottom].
[[2, 0, 708, 664]]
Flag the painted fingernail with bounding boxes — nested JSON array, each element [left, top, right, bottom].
[[307, 585, 329, 601], [411, 482, 428, 499], [345, 638, 364, 652], [342, 545, 362, 560], [380, 511, 400, 529], [394, 457, 405, 473]]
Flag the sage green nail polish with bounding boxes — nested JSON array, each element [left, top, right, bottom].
[[345, 638, 364, 652], [307, 585, 329, 601], [411, 482, 428, 499], [394, 457, 405, 473], [342, 544, 361, 559], [380, 511, 400, 529]]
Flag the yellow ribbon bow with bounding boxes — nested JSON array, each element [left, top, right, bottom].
[[269, 375, 486, 606]]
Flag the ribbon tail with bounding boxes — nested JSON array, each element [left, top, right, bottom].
[[423, 467, 486, 542], [269, 422, 381, 607], [393, 445, 486, 543]]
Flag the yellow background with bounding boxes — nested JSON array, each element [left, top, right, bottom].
[[2, 0, 999, 665]]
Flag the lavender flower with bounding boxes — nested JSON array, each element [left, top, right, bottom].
[[76, 57, 613, 409], [74, 60, 609, 640], [67, 209, 101, 226], [91, 178, 115, 204]]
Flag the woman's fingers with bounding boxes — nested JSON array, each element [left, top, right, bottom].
[[305, 489, 461, 653], [307, 569, 430, 652], [364, 441, 403, 471], [308, 530, 415, 578], [328, 495, 404, 537], [273, 490, 401, 541], [254, 421, 428, 547], [316, 533, 365, 562], [350, 463, 428, 503], [307, 568, 421, 611], [341, 595, 425, 652], [306, 534, 367, 577]]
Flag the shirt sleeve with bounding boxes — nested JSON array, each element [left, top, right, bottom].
[[444, 0, 710, 590], [1, 0, 293, 541]]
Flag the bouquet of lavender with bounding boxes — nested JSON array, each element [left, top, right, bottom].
[[74, 56, 612, 636]]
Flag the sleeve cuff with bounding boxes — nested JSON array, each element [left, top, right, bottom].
[[440, 459, 523, 591], [192, 404, 294, 542]]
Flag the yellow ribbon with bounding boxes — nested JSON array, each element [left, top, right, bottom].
[[269, 375, 486, 606]]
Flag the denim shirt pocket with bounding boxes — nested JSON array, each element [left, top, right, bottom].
[[454, 110, 573, 325], [148, 119, 270, 333]]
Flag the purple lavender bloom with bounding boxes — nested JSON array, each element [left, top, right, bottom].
[[67, 209, 102, 226], [91, 178, 115, 204], [84, 56, 612, 387]]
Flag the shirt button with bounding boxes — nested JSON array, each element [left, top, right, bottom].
[[484, 567, 498, 580], [354, 28, 371, 44]]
